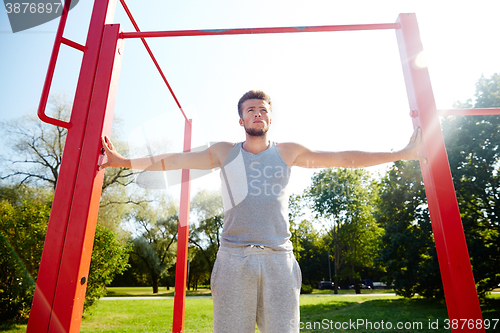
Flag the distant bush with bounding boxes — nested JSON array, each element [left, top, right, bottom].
[[84, 223, 131, 311], [0, 197, 50, 322], [0, 186, 131, 322], [300, 284, 313, 294]]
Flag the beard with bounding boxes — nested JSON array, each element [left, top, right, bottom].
[[244, 124, 269, 137]]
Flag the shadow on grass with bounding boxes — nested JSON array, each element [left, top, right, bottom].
[[300, 297, 500, 333], [481, 296, 500, 319], [2, 295, 498, 333], [0, 321, 26, 333]]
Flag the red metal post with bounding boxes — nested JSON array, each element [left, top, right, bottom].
[[395, 13, 484, 331], [172, 119, 192, 333], [49, 24, 124, 332], [27, 1, 119, 331]]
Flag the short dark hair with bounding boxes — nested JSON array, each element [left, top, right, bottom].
[[237, 90, 272, 118]]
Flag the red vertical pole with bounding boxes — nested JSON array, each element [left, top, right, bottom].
[[50, 24, 124, 333], [172, 119, 192, 333], [395, 13, 484, 331], [28, 1, 117, 332]]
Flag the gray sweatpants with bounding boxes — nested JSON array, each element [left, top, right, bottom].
[[211, 245, 301, 333]]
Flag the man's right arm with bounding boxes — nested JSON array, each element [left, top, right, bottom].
[[99, 136, 232, 171]]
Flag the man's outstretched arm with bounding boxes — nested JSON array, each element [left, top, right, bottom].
[[287, 127, 426, 169], [99, 136, 229, 171]]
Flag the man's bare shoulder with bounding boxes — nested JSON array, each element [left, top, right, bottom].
[[276, 142, 310, 167], [210, 141, 235, 151], [277, 142, 309, 153], [277, 142, 302, 147], [210, 141, 236, 167]]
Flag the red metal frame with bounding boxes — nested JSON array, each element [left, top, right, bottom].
[[114, 3, 192, 331], [438, 108, 500, 116], [31, 3, 499, 332], [172, 119, 192, 333], [28, 0, 120, 332], [396, 14, 486, 330], [119, 22, 400, 39], [118, 0, 188, 121], [37, 0, 74, 129]]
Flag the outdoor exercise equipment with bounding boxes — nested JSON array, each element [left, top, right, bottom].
[[27, 0, 499, 332]]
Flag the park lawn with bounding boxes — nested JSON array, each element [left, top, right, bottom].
[[300, 295, 500, 332], [80, 294, 500, 333], [2, 294, 499, 332], [81, 298, 215, 333]]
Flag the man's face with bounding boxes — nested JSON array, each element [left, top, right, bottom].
[[239, 99, 272, 137]]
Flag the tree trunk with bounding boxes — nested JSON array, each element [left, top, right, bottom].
[[151, 271, 159, 294], [354, 266, 361, 294], [334, 224, 340, 294]]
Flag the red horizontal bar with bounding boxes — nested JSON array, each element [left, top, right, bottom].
[[120, 23, 400, 39], [61, 37, 87, 52], [438, 108, 500, 116]]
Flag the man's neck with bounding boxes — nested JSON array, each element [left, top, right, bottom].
[[242, 134, 270, 155]]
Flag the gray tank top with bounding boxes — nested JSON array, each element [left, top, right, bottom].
[[220, 142, 293, 251]]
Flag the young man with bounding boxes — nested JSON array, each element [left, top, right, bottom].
[[100, 90, 424, 333]]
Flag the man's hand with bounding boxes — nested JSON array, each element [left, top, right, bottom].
[[99, 136, 127, 170], [399, 127, 427, 163]]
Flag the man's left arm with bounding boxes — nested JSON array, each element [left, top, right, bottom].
[[288, 127, 426, 169]]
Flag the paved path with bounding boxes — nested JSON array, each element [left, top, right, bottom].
[[102, 293, 398, 300], [101, 291, 499, 301]]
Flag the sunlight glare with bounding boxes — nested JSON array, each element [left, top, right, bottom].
[[414, 51, 427, 69]]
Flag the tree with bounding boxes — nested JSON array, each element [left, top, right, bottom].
[[0, 184, 131, 321], [288, 194, 326, 287], [84, 223, 131, 310], [288, 194, 306, 260], [294, 220, 325, 287], [186, 246, 211, 291], [0, 186, 50, 322], [307, 168, 383, 294], [441, 73, 500, 296], [0, 93, 139, 320], [0, 95, 70, 190], [188, 189, 224, 286], [0, 94, 145, 230], [375, 160, 442, 298], [128, 199, 178, 294], [375, 74, 500, 299]]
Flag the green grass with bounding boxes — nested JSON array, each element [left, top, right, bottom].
[[81, 298, 215, 333], [2, 294, 499, 332], [300, 296, 444, 332]]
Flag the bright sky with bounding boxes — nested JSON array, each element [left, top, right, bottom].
[[1, 0, 499, 199]]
